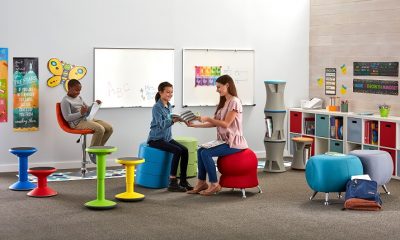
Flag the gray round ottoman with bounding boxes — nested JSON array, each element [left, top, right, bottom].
[[348, 150, 393, 194]]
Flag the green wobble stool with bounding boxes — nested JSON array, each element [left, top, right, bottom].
[[85, 146, 117, 210], [175, 136, 198, 178]]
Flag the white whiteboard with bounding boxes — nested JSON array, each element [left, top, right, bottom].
[[182, 49, 254, 106], [94, 48, 174, 108]]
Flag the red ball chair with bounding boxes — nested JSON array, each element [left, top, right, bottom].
[[217, 148, 262, 198]]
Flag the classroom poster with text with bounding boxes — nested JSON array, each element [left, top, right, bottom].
[[0, 48, 8, 122], [13, 57, 39, 131]]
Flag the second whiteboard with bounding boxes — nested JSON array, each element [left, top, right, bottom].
[[182, 49, 254, 107]]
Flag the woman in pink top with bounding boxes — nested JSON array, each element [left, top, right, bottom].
[[187, 75, 248, 196]]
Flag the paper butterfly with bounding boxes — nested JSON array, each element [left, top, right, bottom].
[[340, 84, 347, 95], [317, 77, 323, 87], [340, 64, 347, 75], [47, 58, 87, 91]]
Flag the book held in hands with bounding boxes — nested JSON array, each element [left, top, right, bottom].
[[86, 102, 101, 120], [171, 110, 197, 122]]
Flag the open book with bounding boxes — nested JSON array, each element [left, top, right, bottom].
[[199, 140, 226, 149], [86, 102, 101, 121], [171, 110, 197, 122]]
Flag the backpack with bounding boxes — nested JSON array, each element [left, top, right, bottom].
[[344, 179, 382, 211]]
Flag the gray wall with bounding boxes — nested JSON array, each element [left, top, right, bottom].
[[0, 0, 310, 171]]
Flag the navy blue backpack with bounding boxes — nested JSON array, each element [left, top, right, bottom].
[[345, 179, 382, 205]]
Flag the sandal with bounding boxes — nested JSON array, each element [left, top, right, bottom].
[[186, 182, 208, 194], [199, 184, 222, 196]]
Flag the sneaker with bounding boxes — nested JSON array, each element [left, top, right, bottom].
[[89, 153, 97, 164], [179, 180, 194, 191], [168, 178, 187, 192]]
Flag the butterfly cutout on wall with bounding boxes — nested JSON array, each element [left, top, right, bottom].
[[47, 58, 87, 91]]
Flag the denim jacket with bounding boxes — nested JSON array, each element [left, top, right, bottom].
[[147, 99, 174, 142]]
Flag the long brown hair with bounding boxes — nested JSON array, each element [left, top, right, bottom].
[[215, 75, 238, 115], [155, 81, 173, 102]]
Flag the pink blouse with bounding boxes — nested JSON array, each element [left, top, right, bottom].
[[215, 97, 248, 149]]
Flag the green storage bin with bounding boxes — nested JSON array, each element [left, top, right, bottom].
[[316, 114, 329, 138], [329, 140, 343, 153]]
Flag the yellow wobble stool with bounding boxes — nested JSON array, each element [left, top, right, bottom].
[[115, 157, 145, 201]]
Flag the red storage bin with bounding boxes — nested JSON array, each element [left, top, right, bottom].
[[290, 111, 302, 134], [379, 121, 396, 148], [379, 147, 396, 176]]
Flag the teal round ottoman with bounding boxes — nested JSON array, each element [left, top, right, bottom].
[[136, 143, 173, 188], [305, 153, 363, 205]]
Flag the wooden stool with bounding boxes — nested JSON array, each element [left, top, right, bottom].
[[27, 167, 58, 197], [85, 146, 117, 210], [291, 137, 313, 170], [9, 147, 37, 191], [115, 157, 145, 201]]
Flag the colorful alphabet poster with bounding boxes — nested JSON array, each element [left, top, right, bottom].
[[195, 66, 221, 87], [0, 48, 8, 122], [13, 58, 39, 131], [353, 79, 398, 95]]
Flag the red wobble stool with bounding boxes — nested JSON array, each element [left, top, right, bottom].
[[27, 167, 58, 197], [217, 149, 262, 198]]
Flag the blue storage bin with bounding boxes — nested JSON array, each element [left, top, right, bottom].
[[330, 140, 343, 153], [363, 145, 378, 150], [397, 151, 400, 177], [347, 117, 362, 143], [315, 114, 329, 138]]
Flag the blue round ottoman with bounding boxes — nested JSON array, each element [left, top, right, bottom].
[[305, 153, 363, 205], [349, 150, 393, 194], [136, 143, 173, 188]]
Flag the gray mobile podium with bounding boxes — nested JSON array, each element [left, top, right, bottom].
[[264, 80, 287, 172]]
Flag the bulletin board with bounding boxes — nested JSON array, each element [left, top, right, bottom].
[[94, 48, 174, 108], [182, 49, 255, 106]]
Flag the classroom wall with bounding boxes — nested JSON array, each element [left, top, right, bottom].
[[0, 0, 310, 171], [310, 0, 400, 113]]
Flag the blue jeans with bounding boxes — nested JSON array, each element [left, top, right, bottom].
[[197, 144, 242, 183]]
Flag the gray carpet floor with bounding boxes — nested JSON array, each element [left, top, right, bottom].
[[1, 168, 400, 240]]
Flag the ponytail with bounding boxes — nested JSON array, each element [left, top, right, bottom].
[[155, 92, 161, 102], [155, 81, 173, 103]]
